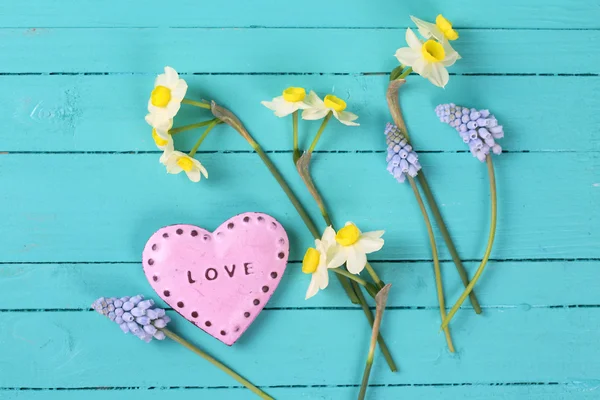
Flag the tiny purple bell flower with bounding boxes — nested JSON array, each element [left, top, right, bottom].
[[92, 296, 169, 342], [384, 123, 422, 183], [435, 103, 505, 162]]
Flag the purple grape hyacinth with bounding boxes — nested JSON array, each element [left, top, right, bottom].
[[435, 103, 504, 162], [92, 295, 170, 342], [385, 123, 421, 183]]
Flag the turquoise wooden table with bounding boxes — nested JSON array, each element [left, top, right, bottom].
[[1, 1, 599, 399]]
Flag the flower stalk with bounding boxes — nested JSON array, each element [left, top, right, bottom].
[[169, 119, 217, 135], [182, 98, 212, 109], [358, 284, 392, 400], [408, 176, 455, 352], [386, 79, 482, 314], [189, 119, 219, 157], [442, 155, 497, 328], [307, 112, 333, 153], [162, 328, 273, 400], [292, 110, 301, 163]]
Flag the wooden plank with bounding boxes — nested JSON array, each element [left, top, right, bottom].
[[0, 308, 599, 386], [0, 261, 598, 310], [2, 74, 598, 152], [0, 29, 598, 73], [3, 384, 599, 400], [0, 153, 597, 262], [1, 0, 598, 29]]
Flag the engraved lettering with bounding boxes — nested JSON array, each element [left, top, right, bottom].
[[205, 268, 218, 281], [187, 271, 196, 284], [244, 262, 254, 275], [224, 264, 236, 277]]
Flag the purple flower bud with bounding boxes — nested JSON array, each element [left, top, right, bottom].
[[155, 308, 166, 318], [122, 312, 134, 322], [108, 311, 116, 321], [120, 323, 129, 333], [131, 307, 144, 317], [384, 123, 422, 183], [113, 299, 123, 308], [115, 308, 124, 317], [144, 325, 158, 335], [154, 318, 168, 329], [136, 316, 151, 326], [436, 104, 505, 162], [130, 295, 144, 305], [122, 301, 134, 311], [120, 296, 130, 303], [146, 309, 158, 319], [154, 331, 166, 341], [115, 316, 123, 324]]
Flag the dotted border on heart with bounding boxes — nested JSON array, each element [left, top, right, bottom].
[[144, 215, 287, 339]]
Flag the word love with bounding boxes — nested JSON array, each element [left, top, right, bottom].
[[142, 213, 289, 345], [187, 262, 255, 283]]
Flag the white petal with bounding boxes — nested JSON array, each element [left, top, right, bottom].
[[327, 246, 347, 269], [335, 111, 359, 126], [406, 28, 422, 51], [316, 263, 329, 290], [410, 16, 435, 39], [302, 107, 329, 120], [186, 168, 201, 182], [163, 66, 179, 86], [411, 57, 428, 76], [321, 226, 336, 245], [441, 40, 461, 66], [345, 246, 367, 274], [305, 274, 320, 299], [357, 236, 384, 254], [394, 47, 420, 67], [171, 79, 188, 100], [274, 102, 298, 117], [154, 74, 168, 87], [428, 63, 450, 88], [304, 90, 324, 108]]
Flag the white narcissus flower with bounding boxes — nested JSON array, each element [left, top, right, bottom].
[[411, 14, 460, 43], [145, 113, 174, 164], [302, 91, 359, 126], [148, 66, 188, 123], [261, 87, 311, 117], [329, 222, 384, 274], [165, 151, 208, 183], [303, 226, 340, 299], [394, 28, 459, 88]]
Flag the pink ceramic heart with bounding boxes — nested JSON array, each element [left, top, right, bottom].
[[142, 212, 289, 345]]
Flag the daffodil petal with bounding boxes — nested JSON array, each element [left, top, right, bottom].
[[186, 168, 201, 182], [163, 66, 179, 86], [345, 246, 367, 274], [428, 63, 449, 88], [335, 111, 360, 126], [357, 236, 384, 254], [305, 274, 320, 299], [411, 57, 427, 76], [316, 263, 329, 289], [394, 47, 420, 67], [171, 80, 188, 100], [302, 107, 329, 120], [327, 246, 347, 269], [406, 28, 422, 51], [410, 16, 436, 39], [304, 90, 324, 108], [441, 41, 460, 66], [322, 226, 336, 245]]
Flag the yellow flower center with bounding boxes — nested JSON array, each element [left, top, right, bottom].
[[324, 95, 347, 112], [177, 156, 194, 172], [421, 40, 446, 63], [436, 14, 459, 41], [282, 87, 306, 103], [302, 248, 320, 274], [150, 85, 172, 107], [152, 129, 168, 147], [336, 224, 360, 246]]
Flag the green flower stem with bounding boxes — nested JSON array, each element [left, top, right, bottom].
[[397, 67, 413, 80], [162, 328, 273, 400], [169, 119, 216, 135], [442, 156, 497, 329], [332, 268, 378, 298], [292, 111, 301, 164], [182, 98, 211, 109], [352, 281, 398, 372], [358, 284, 392, 400], [307, 113, 332, 153], [408, 176, 455, 352], [417, 173, 482, 314], [188, 120, 219, 157]]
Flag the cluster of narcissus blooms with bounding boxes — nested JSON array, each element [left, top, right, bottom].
[[145, 67, 208, 182], [302, 223, 384, 299], [435, 103, 504, 162], [385, 123, 422, 183], [395, 15, 461, 88], [262, 87, 359, 126], [92, 295, 171, 342]]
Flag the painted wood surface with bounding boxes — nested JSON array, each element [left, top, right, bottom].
[[0, 1, 599, 399]]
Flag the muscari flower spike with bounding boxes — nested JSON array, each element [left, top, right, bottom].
[[385, 123, 422, 183], [92, 295, 171, 342], [435, 103, 504, 162]]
